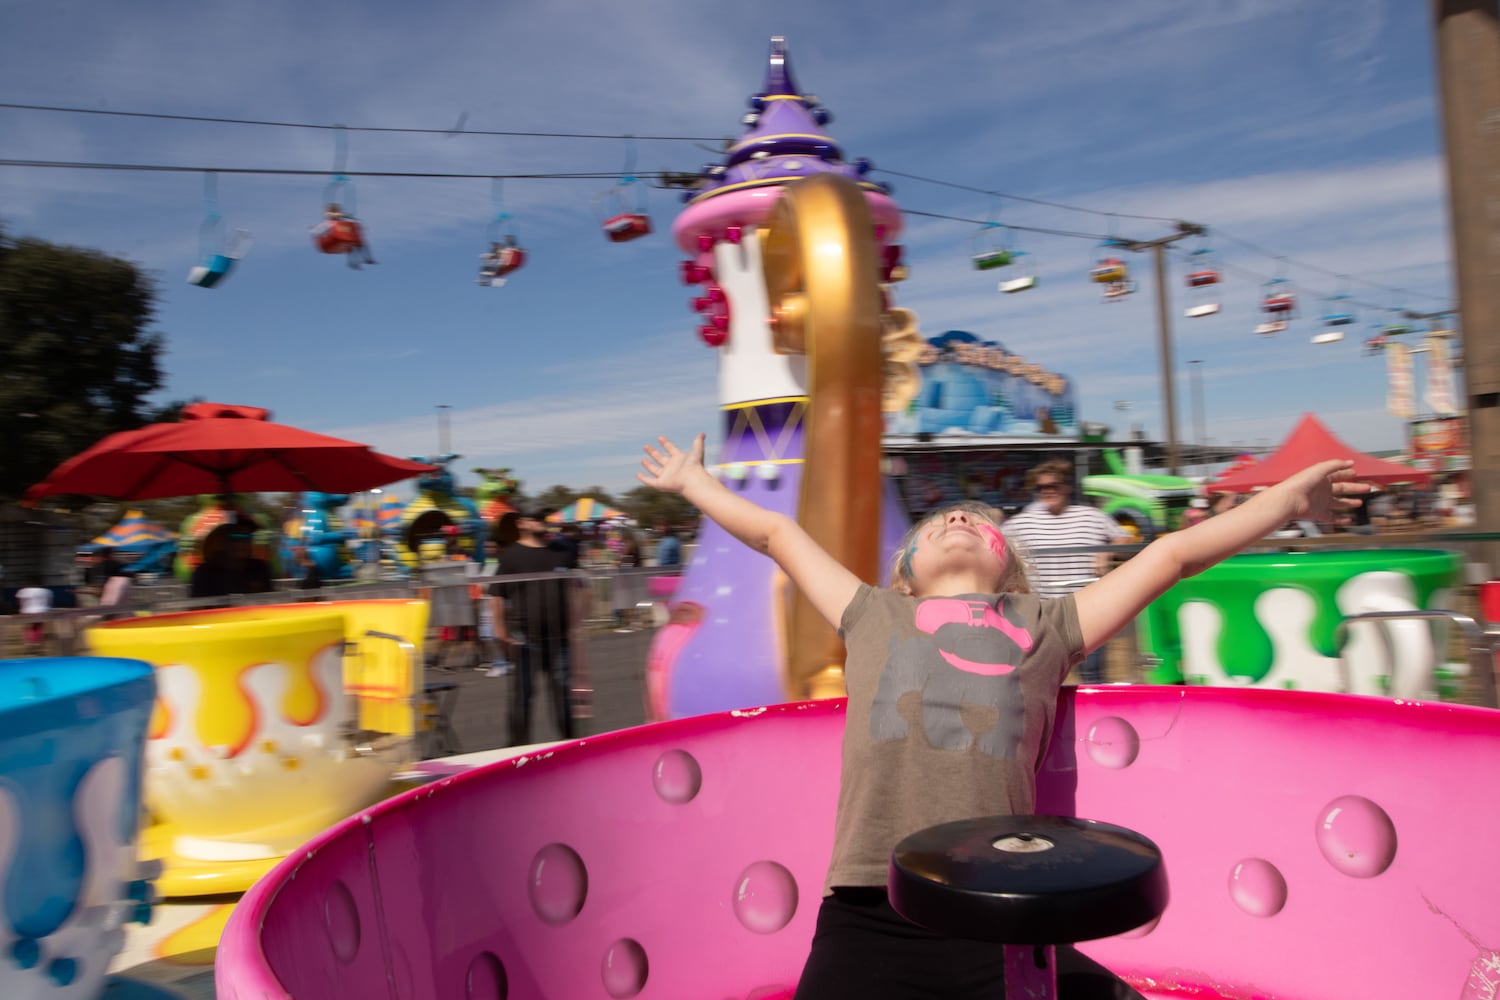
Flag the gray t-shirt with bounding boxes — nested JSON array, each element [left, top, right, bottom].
[[824, 584, 1082, 891]]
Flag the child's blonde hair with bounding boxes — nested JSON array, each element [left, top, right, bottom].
[[887, 501, 1031, 596]]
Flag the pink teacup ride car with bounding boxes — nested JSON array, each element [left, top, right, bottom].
[[218, 677, 1500, 999]]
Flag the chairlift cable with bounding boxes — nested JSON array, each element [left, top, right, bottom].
[[0, 102, 726, 143], [0, 158, 637, 180]]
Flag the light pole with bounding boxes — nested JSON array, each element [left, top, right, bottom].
[[1188, 359, 1206, 461]]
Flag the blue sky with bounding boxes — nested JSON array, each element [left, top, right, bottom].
[[1, 0, 1455, 499]]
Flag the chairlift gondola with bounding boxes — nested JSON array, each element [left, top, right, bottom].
[[1254, 276, 1296, 334], [1312, 290, 1354, 343], [970, 221, 1013, 271], [187, 173, 251, 288], [310, 129, 375, 268], [1382, 316, 1413, 337], [1183, 244, 1221, 318], [598, 140, 652, 243], [478, 180, 526, 287], [1091, 239, 1134, 300], [998, 250, 1037, 293]]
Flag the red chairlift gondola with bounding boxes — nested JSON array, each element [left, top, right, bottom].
[[1183, 244, 1221, 318], [311, 131, 375, 269], [598, 141, 652, 243], [1254, 276, 1296, 334], [478, 236, 526, 287], [478, 181, 526, 287]]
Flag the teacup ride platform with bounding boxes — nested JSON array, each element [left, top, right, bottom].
[[215, 684, 1500, 1000]]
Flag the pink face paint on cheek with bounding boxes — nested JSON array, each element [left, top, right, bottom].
[[978, 524, 1008, 566]]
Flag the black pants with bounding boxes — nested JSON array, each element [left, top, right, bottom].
[[794, 888, 1144, 1000], [510, 636, 572, 745]]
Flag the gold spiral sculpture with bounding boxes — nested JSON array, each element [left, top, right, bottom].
[[761, 173, 898, 701]]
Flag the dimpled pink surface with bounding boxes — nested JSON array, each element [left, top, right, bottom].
[[218, 688, 1500, 1000]]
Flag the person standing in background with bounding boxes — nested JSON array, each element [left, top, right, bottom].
[[654, 524, 682, 567], [489, 507, 575, 744], [1001, 458, 1130, 684], [17, 576, 52, 653]]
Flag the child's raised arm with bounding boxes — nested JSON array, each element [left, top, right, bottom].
[[1073, 459, 1370, 654], [638, 434, 862, 629]]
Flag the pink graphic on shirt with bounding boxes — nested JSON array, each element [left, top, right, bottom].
[[914, 597, 1033, 675]]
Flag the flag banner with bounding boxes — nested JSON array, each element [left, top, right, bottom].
[[1386, 341, 1414, 419], [1423, 332, 1459, 416]]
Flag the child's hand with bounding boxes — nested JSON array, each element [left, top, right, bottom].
[[1285, 459, 1371, 521], [637, 434, 706, 494]]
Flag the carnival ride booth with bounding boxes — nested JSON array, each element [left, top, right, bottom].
[[216, 688, 1500, 1000], [84, 599, 430, 898]]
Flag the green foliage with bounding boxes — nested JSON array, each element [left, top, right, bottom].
[[0, 226, 168, 500], [616, 485, 698, 529]]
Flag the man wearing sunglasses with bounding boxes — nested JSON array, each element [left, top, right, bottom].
[[1000, 459, 1130, 683]]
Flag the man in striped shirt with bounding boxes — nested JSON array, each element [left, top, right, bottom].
[[1001, 458, 1130, 683]]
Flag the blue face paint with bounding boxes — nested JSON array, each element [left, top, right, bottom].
[[898, 536, 918, 582]]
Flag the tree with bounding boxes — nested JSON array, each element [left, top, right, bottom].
[[617, 484, 698, 530], [0, 226, 168, 500]]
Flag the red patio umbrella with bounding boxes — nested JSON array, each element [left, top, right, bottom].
[[24, 402, 434, 501]]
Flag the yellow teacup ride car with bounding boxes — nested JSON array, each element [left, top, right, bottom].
[[86, 599, 429, 896]]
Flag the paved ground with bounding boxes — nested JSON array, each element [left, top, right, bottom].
[[424, 624, 654, 755]]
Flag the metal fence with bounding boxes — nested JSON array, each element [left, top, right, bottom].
[[6, 535, 1500, 711]]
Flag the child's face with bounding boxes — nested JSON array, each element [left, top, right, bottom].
[[903, 507, 1008, 594]]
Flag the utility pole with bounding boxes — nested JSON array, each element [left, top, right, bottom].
[[436, 404, 451, 454], [1119, 222, 1204, 475], [1433, 0, 1500, 570]]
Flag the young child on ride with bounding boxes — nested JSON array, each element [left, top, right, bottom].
[[636, 433, 1368, 1000]]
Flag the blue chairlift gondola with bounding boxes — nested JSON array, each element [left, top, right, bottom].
[[1313, 292, 1355, 343], [187, 173, 251, 288]]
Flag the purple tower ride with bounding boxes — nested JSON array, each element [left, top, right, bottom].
[[646, 38, 916, 720]]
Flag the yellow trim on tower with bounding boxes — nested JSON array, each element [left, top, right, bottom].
[[721, 395, 810, 411], [729, 132, 837, 154], [691, 176, 887, 206]]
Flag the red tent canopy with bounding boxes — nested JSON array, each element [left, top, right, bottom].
[[1206, 413, 1430, 494]]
